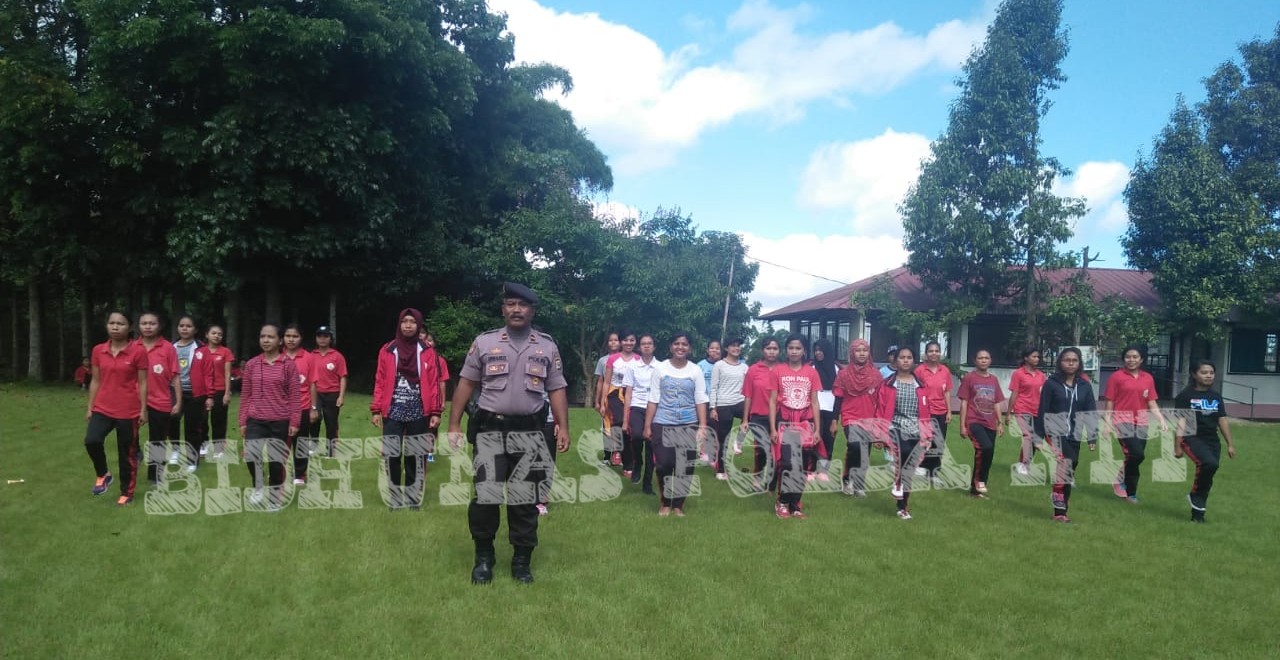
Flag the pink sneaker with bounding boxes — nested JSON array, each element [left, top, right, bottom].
[[775, 502, 791, 519], [535, 503, 548, 516], [817, 472, 831, 483], [805, 472, 816, 482]]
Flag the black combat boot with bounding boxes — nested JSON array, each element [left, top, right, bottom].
[[511, 546, 534, 584]]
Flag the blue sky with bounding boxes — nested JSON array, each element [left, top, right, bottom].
[[488, 0, 1278, 312]]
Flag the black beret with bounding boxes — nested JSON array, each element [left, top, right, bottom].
[[502, 282, 538, 305]]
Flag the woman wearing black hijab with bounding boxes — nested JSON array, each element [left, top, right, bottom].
[[807, 338, 840, 482], [371, 309, 445, 509]]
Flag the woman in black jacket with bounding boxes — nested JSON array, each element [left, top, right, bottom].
[[1034, 347, 1099, 523]]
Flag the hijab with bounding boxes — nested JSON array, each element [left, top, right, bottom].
[[834, 338, 879, 396], [812, 338, 837, 390], [396, 308, 424, 386]]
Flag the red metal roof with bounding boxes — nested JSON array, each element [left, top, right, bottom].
[[761, 266, 1158, 320]]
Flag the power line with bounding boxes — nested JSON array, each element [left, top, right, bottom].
[[742, 251, 851, 287]]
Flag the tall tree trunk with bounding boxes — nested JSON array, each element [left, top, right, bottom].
[[80, 278, 91, 359], [27, 279, 43, 381], [226, 289, 242, 356], [10, 288, 20, 380], [1023, 246, 1038, 345], [328, 290, 337, 338], [57, 290, 66, 380], [264, 272, 281, 325]]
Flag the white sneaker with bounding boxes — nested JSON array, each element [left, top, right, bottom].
[[896, 509, 912, 520], [249, 489, 264, 505], [168, 451, 180, 466], [186, 464, 197, 474], [199, 445, 209, 457], [976, 481, 988, 494], [1015, 462, 1030, 475], [212, 451, 224, 460], [891, 482, 904, 499], [733, 442, 743, 456], [914, 467, 927, 477], [292, 478, 305, 486], [715, 473, 728, 481], [854, 489, 867, 498]]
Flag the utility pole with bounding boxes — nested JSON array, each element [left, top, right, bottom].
[[720, 250, 736, 345]]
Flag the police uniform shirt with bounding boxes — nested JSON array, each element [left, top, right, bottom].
[[461, 328, 567, 416]]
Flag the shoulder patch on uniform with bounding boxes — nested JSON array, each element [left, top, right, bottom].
[[467, 342, 478, 356]]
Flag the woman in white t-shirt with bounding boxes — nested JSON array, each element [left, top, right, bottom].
[[623, 334, 660, 492], [709, 337, 748, 480], [603, 329, 640, 469], [643, 333, 709, 517]]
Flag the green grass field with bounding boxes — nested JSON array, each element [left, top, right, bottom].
[[2, 383, 1278, 659]]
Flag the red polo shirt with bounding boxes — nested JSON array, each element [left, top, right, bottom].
[[311, 349, 348, 393], [142, 339, 180, 411], [1103, 369, 1158, 426], [286, 349, 314, 410], [92, 340, 147, 419], [202, 346, 235, 392], [1008, 367, 1046, 415], [741, 361, 778, 418], [916, 363, 953, 415]]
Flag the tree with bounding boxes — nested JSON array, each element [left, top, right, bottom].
[[1123, 98, 1265, 340], [900, 0, 1085, 343], [1200, 25, 1280, 313], [1041, 270, 1161, 356]]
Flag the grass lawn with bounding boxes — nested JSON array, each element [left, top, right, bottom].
[[2, 383, 1278, 659]]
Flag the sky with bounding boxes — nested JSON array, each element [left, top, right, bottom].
[[486, 0, 1279, 313]]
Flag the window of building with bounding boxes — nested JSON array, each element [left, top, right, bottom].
[[798, 320, 852, 362], [1229, 328, 1279, 373]]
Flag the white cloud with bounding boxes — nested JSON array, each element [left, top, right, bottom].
[[797, 129, 932, 235], [742, 232, 908, 313], [489, 0, 988, 174], [591, 200, 641, 225], [1055, 160, 1131, 233]]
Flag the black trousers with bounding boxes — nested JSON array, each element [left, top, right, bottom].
[[777, 436, 804, 508], [1180, 436, 1221, 510], [168, 390, 206, 459], [607, 392, 627, 461], [843, 423, 874, 489], [207, 390, 229, 452], [1118, 435, 1148, 496], [711, 402, 744, 474], [316, 391, 341, 454], [749, 413, 771, 478], [627, 407, 652, 486], [290, 412, 316, 481], [538, 422, 558, 505], [968, 423, 997, 493], [244, 418, 289, 490], [383, 417, 430, 508], [652, 423, 697, 509], [805, 409, 838, 472], [145, 407, 173, 483], [892, 429, 922, 510], [1050, 438, 1081, 515], [85, 413, 138, 497], [922, 413, 948, 473], [468, 412, 546, 550]]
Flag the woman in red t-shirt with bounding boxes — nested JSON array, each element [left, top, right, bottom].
[[916, 341, 954, 483], [833, 338, 880, 497], [1006, 347, 1046, 474], [769, 335, 821, 519], [138, 312, 182, 485], [84, 311, 149, 505], [741, 337, 780, 491], [958, 349, 1005, 497], [1103, 345, 1165, 503]]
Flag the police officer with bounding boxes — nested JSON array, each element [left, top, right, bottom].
[[448, 282, 570, 585]]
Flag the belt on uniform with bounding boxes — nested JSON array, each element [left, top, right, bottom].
[[473, 408, 546, 431]]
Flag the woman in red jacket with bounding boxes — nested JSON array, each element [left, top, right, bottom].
[[877, 346, 933, 520], [371, 309, 444, 510]]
